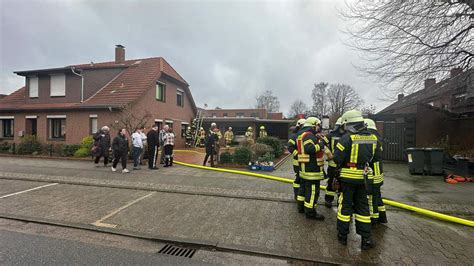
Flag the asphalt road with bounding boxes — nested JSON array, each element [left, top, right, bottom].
[[0, 230, 202, 265]]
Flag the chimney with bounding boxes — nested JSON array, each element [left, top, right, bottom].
[[450, 67, 462, 78], [398, 93, 404, 101], [115, 45, 125, 64], [424, 78, 436, 90]]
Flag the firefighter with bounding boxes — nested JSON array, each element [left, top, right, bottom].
[[334, 110, 380, 250], [198, 127, 206, 147], [287, 118, 306, 204], [245, 126, 254, 144], [224, 127, 234, 147], [185, 127, 192, 148], [259, 126, 268, 138], [324, 117, 345, 207], [364, 118, 387, 225], [296, 117, 326, 220], [210, 123, 222, 163]]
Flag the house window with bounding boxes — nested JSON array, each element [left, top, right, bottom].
[[89, 116, 98, 134], [250, 112, 258, 118], [165, 120, 173, 129], [212, 113, 217, 118], [176, 90, 184, 107], [48, 118, 66, 139], [1, 119, 14, 138], [236, 112, 245, 118], [181, 123, 190, 137], [156, 82, 166, 102], [155, 120, 163, 130], [29, 76, 39, 98], [50, 74, 66, 97], [223, 113, 228, 118]]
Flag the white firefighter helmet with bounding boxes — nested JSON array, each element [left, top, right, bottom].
[[296, 118, 306, 127], [364, 119, 377, 130], [341, 110, 364, 124], [303, 117, 321, 127]]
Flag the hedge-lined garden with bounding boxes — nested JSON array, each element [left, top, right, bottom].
[[219, 136, 285, 165], [0, 135, 94, 158]]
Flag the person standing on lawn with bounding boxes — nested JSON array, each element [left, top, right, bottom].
[[111, 128, 130, 173], [93, 126, 111, 167]]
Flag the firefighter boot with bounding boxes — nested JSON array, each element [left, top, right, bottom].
[[361, 237, 376, 250], [305, 211, 325, 221], [337, 233, 347, 246], [379, 212, 388, 224], [297, 201, 304, 213]]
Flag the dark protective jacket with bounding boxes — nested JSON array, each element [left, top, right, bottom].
[[368, 129, 384, 185], [326, 129, 344, 168], [333, 128, 381, 184], [287, 127, 300, 167], [296, 127, 325, 180], [112, 134, 129, 154], [93, 131, 111, 157], [146, 130, 160, 148], [205, 132, 218, 154]]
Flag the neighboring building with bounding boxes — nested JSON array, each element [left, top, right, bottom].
[[0, 45, 197, 147], [201, 108, 291, 141], [373, 68, 474, 160]]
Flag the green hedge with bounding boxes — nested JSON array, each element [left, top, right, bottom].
[[219, 151, 233, 164], [61, 144, 81, 157], [258, 152, 275, 163], [74, 147, 91, 157], [17, 135, 42, 155], [233, 146, 253, 165], [257, 137, 284, 158]]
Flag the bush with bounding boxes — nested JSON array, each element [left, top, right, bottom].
[[251, 143, 274, 160], [219, 151, 233, 164], [74, 147, 91, 157], [61, 144, 81, 157], [0, 142, 13, 153], [258, 152, 275, 163], [233, 146, 253, 165], [239, 139, 254, 147], [257, 136, 284, 158], [17, 135, 42, 155], [80, 136, 94, 149]]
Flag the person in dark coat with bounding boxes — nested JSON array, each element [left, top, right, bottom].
[[203, 130, 218, 167], [111, 128, 130, 173], [147, 124, 160, 170], [93, 126, 111, 167]]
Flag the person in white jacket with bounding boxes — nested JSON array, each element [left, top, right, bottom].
[[131, 128, 144, 170]]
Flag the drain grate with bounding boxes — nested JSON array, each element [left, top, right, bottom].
[[158, 244, 197, 258]]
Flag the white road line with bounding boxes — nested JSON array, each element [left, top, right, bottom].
[[92, 192, 156, 228], [0, 183, 59, 199]]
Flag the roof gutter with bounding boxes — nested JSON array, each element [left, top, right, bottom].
[[71, 67, 84, 102]]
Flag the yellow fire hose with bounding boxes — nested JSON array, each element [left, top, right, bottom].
[[173, 156, 474, 227]]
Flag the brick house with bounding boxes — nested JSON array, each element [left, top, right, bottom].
[[201, 108, 292, 141], [0, 45, 197, 147], [372, 68, 473, 160]]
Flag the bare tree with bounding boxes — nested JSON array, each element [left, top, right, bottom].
[[110, 104, 152, 135], [342, 1, 474, 98], [288, 99, 309, 118], [311, 82, 329, 117], [327, 83, 364, 118], [361, 104, 377, 116], [256, 90, 280, 112]]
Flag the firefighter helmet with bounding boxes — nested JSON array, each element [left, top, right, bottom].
[[303, 117, 321, 127], [364, 119, 377, 130], [228, 127, 232, 130], [335, 117, 343, 126], [341, 110, 364, 124], [296, 119, 306, 127], [247, 126, 252, 131], [260, 126, 265, 129]]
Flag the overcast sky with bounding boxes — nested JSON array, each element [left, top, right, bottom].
[[0, 0, 388, 114]]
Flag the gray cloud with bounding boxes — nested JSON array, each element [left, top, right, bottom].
[[0, 0, 386, 114]]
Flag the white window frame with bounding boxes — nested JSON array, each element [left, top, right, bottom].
[[89, 115, 98, 134], [29, 76, 39, 98], [50, 74, 66, 97], [176, 89, 184, 107]]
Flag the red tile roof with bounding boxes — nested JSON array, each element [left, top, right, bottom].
[[0, 57, 195, 111]]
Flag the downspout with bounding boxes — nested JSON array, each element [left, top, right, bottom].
[[71, 67, 84, 102]]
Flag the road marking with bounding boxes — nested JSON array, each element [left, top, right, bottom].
[[0, 183, 59, 199], [92, 192, 156, 228]]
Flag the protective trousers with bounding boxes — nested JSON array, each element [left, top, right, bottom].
[[298, 179, 320, 215], [292, 165, 301, 200], [337, 182, 371, 238], [369, 183, 386, 224], [325, 166, 337, 204]]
